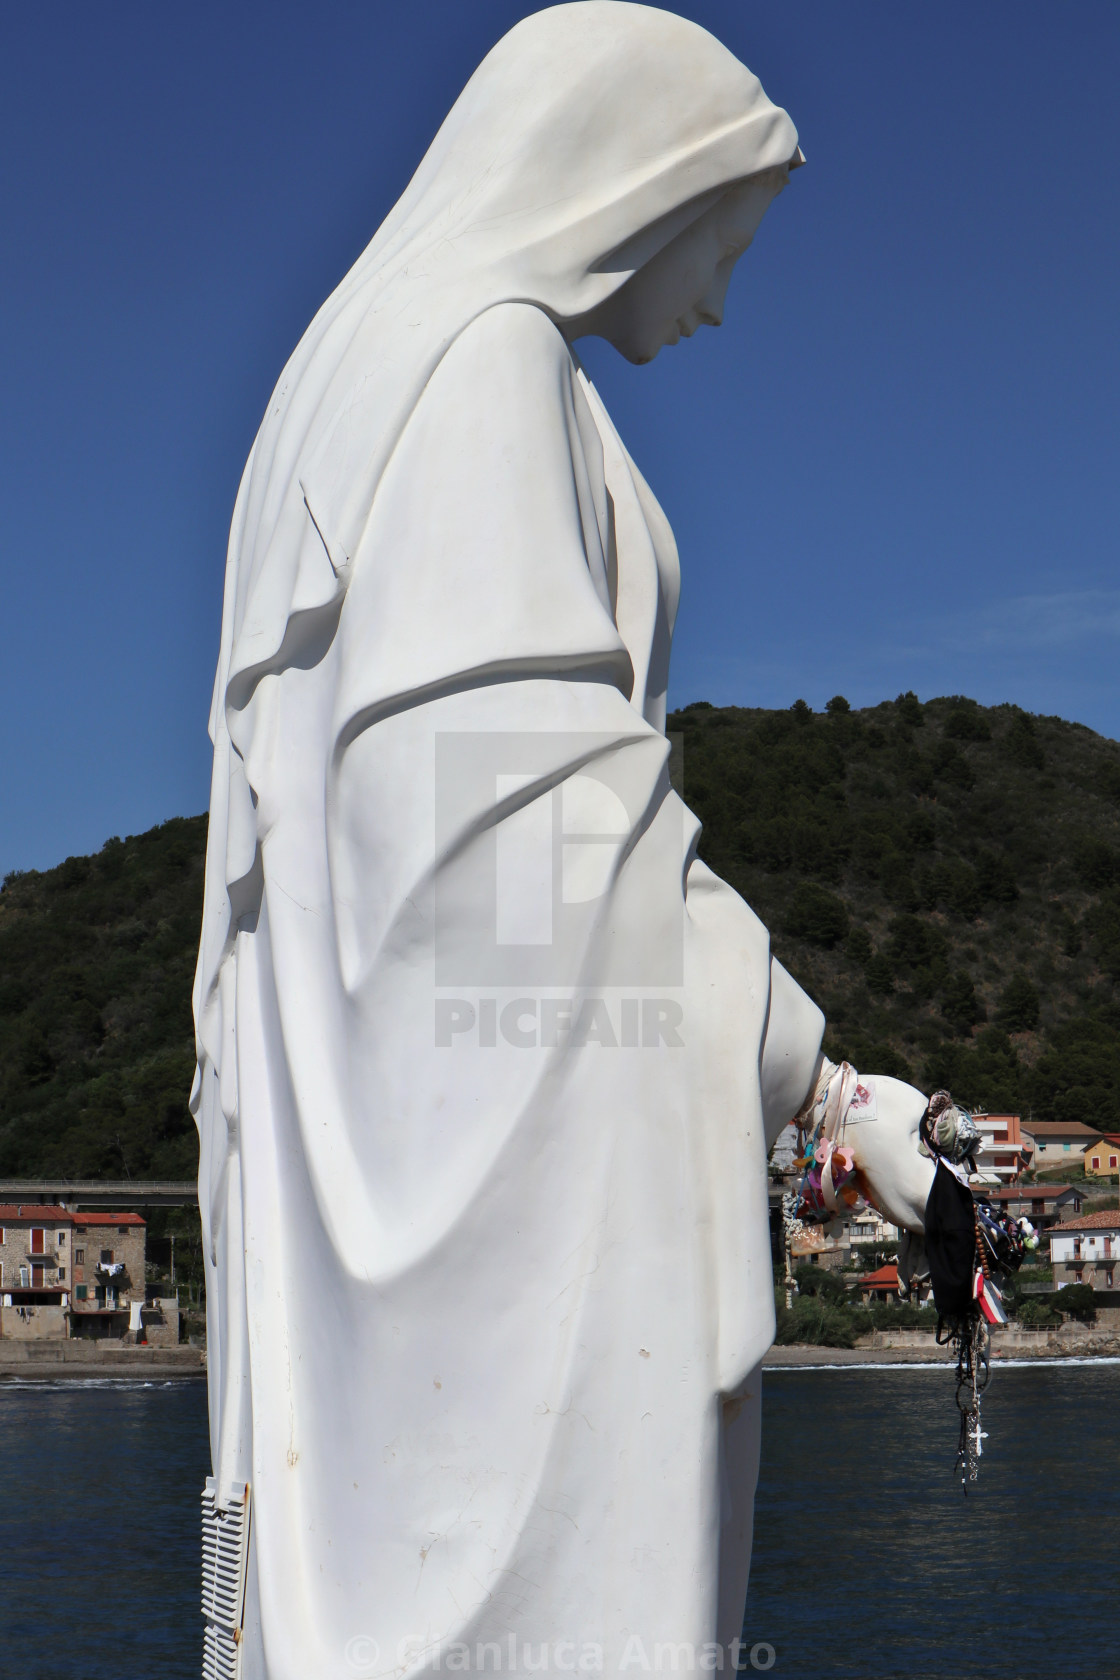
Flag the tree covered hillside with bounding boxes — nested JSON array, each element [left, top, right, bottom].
[[2, 692, 1120, 1179], [0, 817, 205, 1178], [670, 693, 1120, 1135]]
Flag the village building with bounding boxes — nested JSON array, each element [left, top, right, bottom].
[[0, 1204, 178, 1343], [971, 1113, 1033, 1182], [69, 1211, 147, 1338], [848, 1207, 900, 1248], [1083, 1135, 1120, 1178], [857, 1262, 900, 1302], [977, 1183, 1083, 1230], [1049, 1210, 1120, 1289], [0, 1205, 74, 1340], [1021, 1120, 1100, 1173]]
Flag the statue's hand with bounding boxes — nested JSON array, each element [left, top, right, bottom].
[[843, 1073, 935, 1234]]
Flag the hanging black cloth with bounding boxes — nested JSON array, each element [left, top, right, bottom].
[[924, 1160, 976, 1322]]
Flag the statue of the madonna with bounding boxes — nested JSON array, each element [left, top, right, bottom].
[[193, 7, 935, 1677]]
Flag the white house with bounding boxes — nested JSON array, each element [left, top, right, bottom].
[[1049, 1210, 1120, 1289]]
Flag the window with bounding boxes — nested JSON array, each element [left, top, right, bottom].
[[118, 1226, 128, 1236], [1111, 1156, 1118, 1169], [58, 1267, 65, 1281], [1108, 1270, 1115, 1289], [100, 1249, 114, 1264], [1075, 1268, 1084, 1283], [18, 1266, 29, 1287], [1063, 1142, 1071, 1152], [57, 1231, 65, 1246], [75, 1248, 84, 1265], [0, 1229, 5, 1245], [30, 1228, 45, 1254], [75, 1285, 87, 1301], [31, 1263, 44, 1287]]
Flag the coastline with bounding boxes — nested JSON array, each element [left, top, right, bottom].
[[5, 1338, 1118, 1379], [0, 1344, 205, 1382], [764, 1337, 1120, 1368]]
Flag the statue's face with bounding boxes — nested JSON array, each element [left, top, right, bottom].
[[590, 173, 787, 364]]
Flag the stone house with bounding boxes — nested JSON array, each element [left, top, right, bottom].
[[0, 1204, 73, 1340], [69, 1211, 147, 1338], [0, 1205, 181, 1343]]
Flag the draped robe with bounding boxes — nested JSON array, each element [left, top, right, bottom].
[[193, 10, 820, 1677]]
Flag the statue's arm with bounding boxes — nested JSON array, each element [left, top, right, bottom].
[[759, 957, 823, 1152]]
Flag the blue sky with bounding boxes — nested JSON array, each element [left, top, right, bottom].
[[2, 2, 1117, 875]]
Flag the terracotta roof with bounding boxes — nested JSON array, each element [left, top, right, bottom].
[[858, 1263, 899, 1287], [1050, 1209, 1120, 1233], [0, 1205, 73, 1222], [71, 1211, 146, 1226], [1087, 1134, 1120, 1148], [1023, 1122, 1100, 1138]]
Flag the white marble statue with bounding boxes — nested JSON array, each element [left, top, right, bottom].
[[193, 7, 932, 1677]]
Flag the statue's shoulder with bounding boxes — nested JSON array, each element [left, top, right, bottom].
[[444, 301, 573, 378]]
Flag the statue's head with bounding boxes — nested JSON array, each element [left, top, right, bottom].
[[568, 168, 792, 363], [349, 3, 800, 336]]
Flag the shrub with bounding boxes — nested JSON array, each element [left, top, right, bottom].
[[1005, 711, 1044, 770], [886, 914, 946, 971], [946, 863, 982, 921], [895, 691, 925, 727], [784, 883, 850, 948], [1074, 838, 1119, 891], [998, 973, 1041, 1033], [793, 1263, 849, 1302], [1057, 1283, 1098, 1322], [774, 1295, 856, 1349], [868, 1300, 937, 1330], [944, 705, 991, 742], [881, 854, 919, 910], [975, 850, 1020, 904], [931, 740, 975, 789], [941, 970, 985, 1033], [846, 926, 873, 967], [1016, 1298, 1060, 1328]]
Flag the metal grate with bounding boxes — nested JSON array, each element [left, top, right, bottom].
[[201, 1477, 250, 1680]]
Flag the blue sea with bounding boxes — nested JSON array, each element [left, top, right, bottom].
[[0, 1363, 1114, 1679]]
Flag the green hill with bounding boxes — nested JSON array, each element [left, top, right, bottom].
[[670, 692, 1120, 1133], [2, 692, 1120, 1178], [0, 816, 205, 1178]]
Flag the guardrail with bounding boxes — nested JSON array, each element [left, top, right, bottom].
[[0, 1180, 198, 1209]]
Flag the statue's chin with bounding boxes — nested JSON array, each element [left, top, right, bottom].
[[616, 337, 661, 365]]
